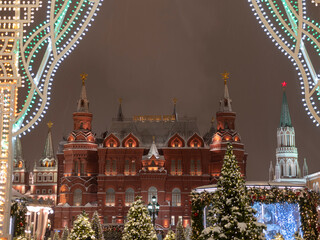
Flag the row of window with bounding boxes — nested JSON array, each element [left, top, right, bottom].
[[106, 187, 181, 206], [105, 159, 202, 176], [105, 134, 204, 148], [72, 187, 182, 207], [36, 173, 54, 182], [35, 189, 53, 194], [105, 160, 136, 176]]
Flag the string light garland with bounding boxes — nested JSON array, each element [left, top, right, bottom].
[[248, 0, 320, 126], [0, 0, 103, 237], [191, 188, 320, 240]]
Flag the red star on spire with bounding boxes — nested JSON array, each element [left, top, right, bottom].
[[281, 81, 287, 88]]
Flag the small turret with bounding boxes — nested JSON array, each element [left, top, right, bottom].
[[269, 161, 274, 181], [13, 137, 24, 169], [117, 98, 124, 121], [303, 158, 308, 177], [173, 98, 178, 121]]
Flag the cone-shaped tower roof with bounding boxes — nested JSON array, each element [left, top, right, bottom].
[[43, 121, 55, 159], [117, 98, 124, 121], [13, 137, 23, 161], [147, 137, 160, 159], [279, 82, 292, 127], [219, 71, 232, 112], [173, 98, 178, 121], [77, 73, 90, 113]]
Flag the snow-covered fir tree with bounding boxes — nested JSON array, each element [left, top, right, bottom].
[[68, 211, 96, 240], [91, 211, 104, 240], [176, 220, 185, 240], [273, 233, 284, 240], [184, 225, 192, 240], [53, 231, 60, 240], [293, 231, 303, 240], [164, 230, 176, 240], [201, 143, 266, 240], [122, 196, 157, 240], [62, 226, 69, 240]]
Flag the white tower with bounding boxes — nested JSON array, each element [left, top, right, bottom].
[[272, 82, 306, 183]]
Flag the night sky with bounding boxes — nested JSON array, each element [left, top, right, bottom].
[[20, 0, 320, 180]]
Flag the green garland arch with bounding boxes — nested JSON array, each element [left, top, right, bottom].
[[191, 188, 320, 240]]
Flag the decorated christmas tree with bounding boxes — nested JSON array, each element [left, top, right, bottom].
[[176, 220, 185, 240], [164, 230, 176, 240], [53, 231, 60, 240], [62, 226, 69, 240], [122, 196, 157, 240], [184, 225, 192, 240], [201, 143, 266, 239], [293, 231, 304, 240], [68, 211, 96, 240], [11, 199, 27, 237], [273, 233, 284, 240], [91, 211, 104, 240]]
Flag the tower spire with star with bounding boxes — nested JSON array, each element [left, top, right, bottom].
[[219, 71, 232, 112]]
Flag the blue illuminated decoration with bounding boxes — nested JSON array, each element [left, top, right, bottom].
[[252, 202, 303, 240]]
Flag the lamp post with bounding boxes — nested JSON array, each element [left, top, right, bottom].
[[147, 196, 160, 227]]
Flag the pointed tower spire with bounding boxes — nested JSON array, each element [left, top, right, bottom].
[[117, 98, 124, 121], [269, 161, 274, 181], [303, 158, 308, 177], [173, 98, 178, 121], [13, 137, 24, 168], [279, 81, 292, 127], [43, 121, 54, 159], [77, 73, 90, 113], [219, 71, 232, 112], [147, 136, 160, 159]]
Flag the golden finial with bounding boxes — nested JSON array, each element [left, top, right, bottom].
[[211, 117, 215, 123], [221, 71, 230, 85], [173, 98, 177, 104], [80, 72, 88, 85], [119, 98, 123, 104], [152, 136, 155, 142], [47, 121, 53, 129]]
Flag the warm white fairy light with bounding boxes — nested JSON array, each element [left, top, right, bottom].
[[248, 0, 320, 126], [0, 0, 103, 237]]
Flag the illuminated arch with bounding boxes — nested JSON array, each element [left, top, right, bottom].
[[168, 134, 185, 148], [122, 133, 139, 148], [223, 134, 232, 142], [187, 133, 204, 148], [104, 134, 120, 148]]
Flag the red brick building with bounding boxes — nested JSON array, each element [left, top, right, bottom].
[[12, 123, 58, 203], [54, 75, 247, 231]]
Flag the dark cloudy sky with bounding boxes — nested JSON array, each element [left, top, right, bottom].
[[20, 0, 320, 180]]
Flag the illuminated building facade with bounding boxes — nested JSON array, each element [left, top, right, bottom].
[[12, 137, 28, 194], [29, 122, 58, 203], [53, 74, 248, 230]]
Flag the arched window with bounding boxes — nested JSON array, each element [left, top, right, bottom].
[[196, 159, 202, 176], [14, 173, 19, 182], [148, 187, 157, 203], [171, 159, 176, 175], [172, 188, 181, 207], [38, 173, 42, 182], [73, 189, 82, 206], [125, 160, 130, 175], [106, 188, 115, 206], [74, 161, 78, 175], [125, 188, 135, 206]]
